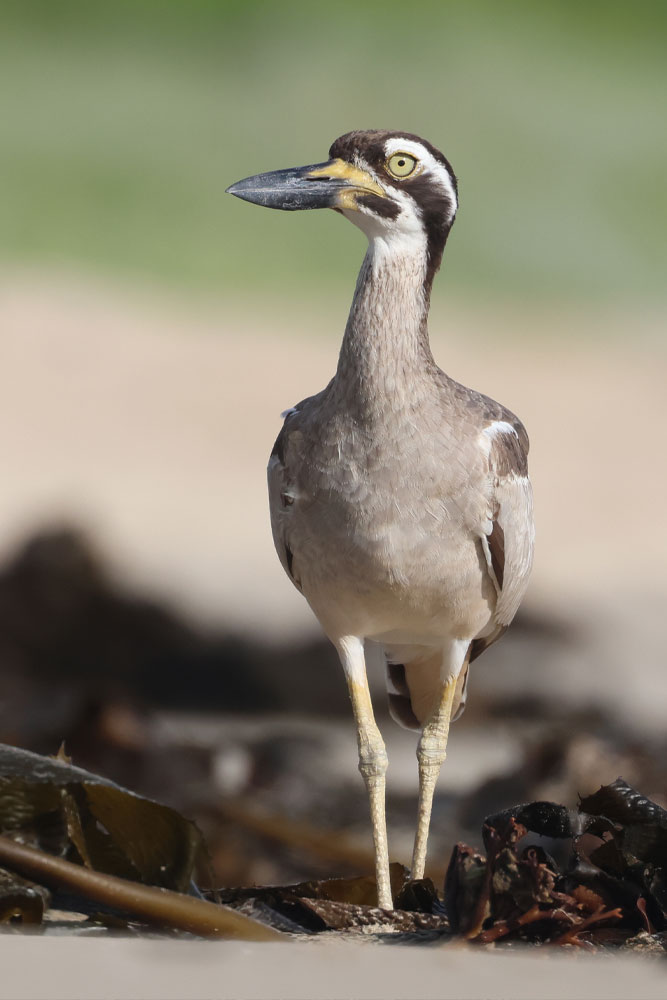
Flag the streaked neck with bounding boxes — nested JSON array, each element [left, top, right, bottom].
[[335, 238, 435, 402]]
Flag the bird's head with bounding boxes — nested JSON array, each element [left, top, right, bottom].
[[227, 130, 458, 282]]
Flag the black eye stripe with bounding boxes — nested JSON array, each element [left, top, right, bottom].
[[356, 193, 401, 220]]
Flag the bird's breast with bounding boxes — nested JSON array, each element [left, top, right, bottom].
[[281, 445, 477, 591], [269, 404, 495, 639]]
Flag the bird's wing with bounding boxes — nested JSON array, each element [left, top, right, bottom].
[[472, 417, 534, 661], [266, 395, 315, 592]]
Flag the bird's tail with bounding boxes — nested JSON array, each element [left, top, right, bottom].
[[385, 646, 471, 731]]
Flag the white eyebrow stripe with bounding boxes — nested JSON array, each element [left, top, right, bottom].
[[383, 137, 458, 213], [384, 137, 435, 159]]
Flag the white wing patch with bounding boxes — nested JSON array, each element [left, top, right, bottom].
[[478, 420, 534, 627], [480, 420, 519, 455], [479, 534, 502, 597], [493, 474, 534, 625]]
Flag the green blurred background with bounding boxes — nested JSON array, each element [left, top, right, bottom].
[[1, 0, 665, 306]]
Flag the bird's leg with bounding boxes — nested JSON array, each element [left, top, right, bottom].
[[410, 673, 458, 880], [337, 636, 392, 910]]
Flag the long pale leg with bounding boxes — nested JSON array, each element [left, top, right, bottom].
[[410, 672, 458, 880], [337, 636, 392, 910]]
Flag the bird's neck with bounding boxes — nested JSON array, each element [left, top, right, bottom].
[[334, 238, 436, 409]]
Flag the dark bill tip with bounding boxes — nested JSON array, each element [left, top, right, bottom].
[[226, 162, 346, 212]]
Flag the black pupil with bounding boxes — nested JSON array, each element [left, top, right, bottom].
[[398, 159, 405, 166]]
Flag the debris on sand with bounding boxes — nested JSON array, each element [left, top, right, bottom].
[[0, 743, 664, 953]]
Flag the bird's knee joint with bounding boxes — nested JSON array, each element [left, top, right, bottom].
[[417, 736, 447, 768], [358, 740, 388, 779]]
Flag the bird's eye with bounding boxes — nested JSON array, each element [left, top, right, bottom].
[[386, 153, 417, 178]]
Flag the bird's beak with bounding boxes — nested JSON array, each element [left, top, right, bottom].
[[226, 158, 385, 212]]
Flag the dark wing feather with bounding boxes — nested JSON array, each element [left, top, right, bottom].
[[267, 396, 318, 593]]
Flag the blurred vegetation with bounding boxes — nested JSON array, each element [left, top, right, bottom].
[[0, 0, 665, 304]]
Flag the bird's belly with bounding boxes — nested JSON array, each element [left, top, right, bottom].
[[287, 495, 494, 642]]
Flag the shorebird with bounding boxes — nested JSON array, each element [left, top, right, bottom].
[[227, 131, 534, 910]]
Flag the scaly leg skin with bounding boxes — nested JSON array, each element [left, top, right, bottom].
[[337, 636, 392, 910], [410, 673, 458, 880]]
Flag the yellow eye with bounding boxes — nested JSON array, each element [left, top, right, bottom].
[[387, 153, 417, 178]]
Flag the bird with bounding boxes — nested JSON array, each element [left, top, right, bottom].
[[226, 130, 534, 910]]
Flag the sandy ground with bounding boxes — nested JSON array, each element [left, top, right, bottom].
[[2, 270, 666, 728], [1, 936, 666, 1000]]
